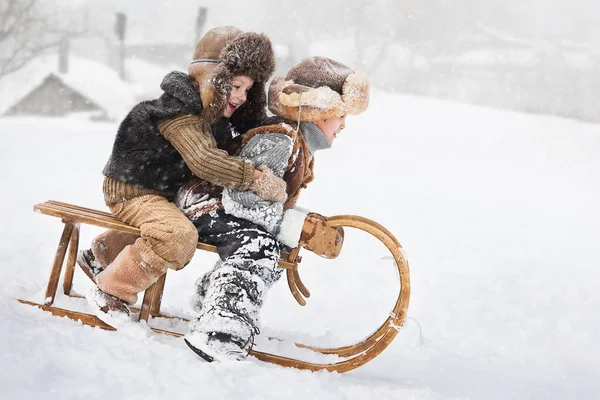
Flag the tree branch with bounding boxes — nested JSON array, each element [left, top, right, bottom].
[[0, 0, 69, 80]]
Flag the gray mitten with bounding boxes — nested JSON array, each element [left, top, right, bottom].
[[250, 166, 287, 202]]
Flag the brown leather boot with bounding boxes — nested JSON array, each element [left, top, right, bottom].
[[77, 230, 138, 283], [96, 245, 162, 306], [86, 286, 132, 329], [299, 213, 344, 259], [88, 245, 163, 329]]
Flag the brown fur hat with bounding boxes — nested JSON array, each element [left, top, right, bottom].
[[268, 56, 369, 121], [188, 26, 276, 130]]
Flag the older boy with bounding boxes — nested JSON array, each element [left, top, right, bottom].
[[84, 26, 284, 328]]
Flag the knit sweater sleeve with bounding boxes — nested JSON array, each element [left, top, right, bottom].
[[239, 133, 293, 178], [158, 114, 255, 190]]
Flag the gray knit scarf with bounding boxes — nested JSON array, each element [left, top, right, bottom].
[[299, 121, 331, 161]]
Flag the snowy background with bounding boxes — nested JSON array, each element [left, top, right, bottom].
[[2, 0, 600, 121], [1, 0, 600, 398], [1, 91, 599, 399]]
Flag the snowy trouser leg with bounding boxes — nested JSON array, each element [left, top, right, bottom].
[[186, 211, 282, 360], [191, 260, 221, 313]]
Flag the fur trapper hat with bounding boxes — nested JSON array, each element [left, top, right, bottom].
[[268, 56, 369, 121], [188, 26, 276, 131]]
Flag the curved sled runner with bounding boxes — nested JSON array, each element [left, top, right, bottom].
[[19, 200, 410, 373]]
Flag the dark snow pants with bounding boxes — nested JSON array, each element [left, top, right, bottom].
[[189, 210, 283, 344]]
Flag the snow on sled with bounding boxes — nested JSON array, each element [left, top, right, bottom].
[[19, 200, 410, 373]]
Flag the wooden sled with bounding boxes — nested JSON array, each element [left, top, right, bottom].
[[19, 200, 410, 373]]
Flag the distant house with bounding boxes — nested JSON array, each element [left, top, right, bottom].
[[4, 74, 105, 117], [0, 54, 135, 121]]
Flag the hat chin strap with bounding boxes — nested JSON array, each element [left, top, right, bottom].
[[190, 58, 222, 65], [295, 92, 303, 135]]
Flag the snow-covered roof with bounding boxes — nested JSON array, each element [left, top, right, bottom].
[[0, 54, 136, 119]]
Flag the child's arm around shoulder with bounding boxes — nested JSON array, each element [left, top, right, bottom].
[[239, 132, 294, 178], [159, 114, 255, 191]]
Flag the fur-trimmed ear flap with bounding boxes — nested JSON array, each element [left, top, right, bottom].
[[199, 82, 215, 111], [268, 77, 292, 118], [199, 65, 232, 125], [342, 71, 370, 115]]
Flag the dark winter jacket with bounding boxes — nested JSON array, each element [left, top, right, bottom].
[[102, 71, 258, 198], [102, 71, 204, 196]]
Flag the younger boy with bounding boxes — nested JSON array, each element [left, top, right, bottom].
[[177, 56, 370, 361]]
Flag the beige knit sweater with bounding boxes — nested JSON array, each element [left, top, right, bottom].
[[103, 114, 255, 205]]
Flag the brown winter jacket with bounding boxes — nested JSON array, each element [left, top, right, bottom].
[[240, 121, 314, 210]]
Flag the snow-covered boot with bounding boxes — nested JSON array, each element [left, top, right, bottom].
[[184, 331, 253, 362], [85, 286, 131, 329], [190, 260, 222, 313]]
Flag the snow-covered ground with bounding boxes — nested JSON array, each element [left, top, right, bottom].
[[1, 91, 599, 399]]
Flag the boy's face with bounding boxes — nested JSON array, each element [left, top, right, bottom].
[[315, 115, 346, 144], [223, 75, 254, 118]]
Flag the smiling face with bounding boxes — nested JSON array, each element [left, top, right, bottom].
[[314, 115, 347, 144], [223, 75, 254, 118]]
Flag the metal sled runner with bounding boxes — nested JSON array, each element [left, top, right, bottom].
[[19, 200, 410, 373]]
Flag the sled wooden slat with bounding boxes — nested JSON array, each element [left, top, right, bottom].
[[17, 300, 181, 337], [18, 297, 390, 373], [22, 200, 410, 373], [286, 269, 306, 306], [293, 269, 310, 298], [62, 293, 181, 320], [35, 201, 299, 270], [45, 221, 75, 305], [62, 223, 80, 296], [149, 273, 167, 317], [18, 299, 370, 372], [139, 279, 157, 322]]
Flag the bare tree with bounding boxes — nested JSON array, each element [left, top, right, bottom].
[[0, 0, 60, 79]]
